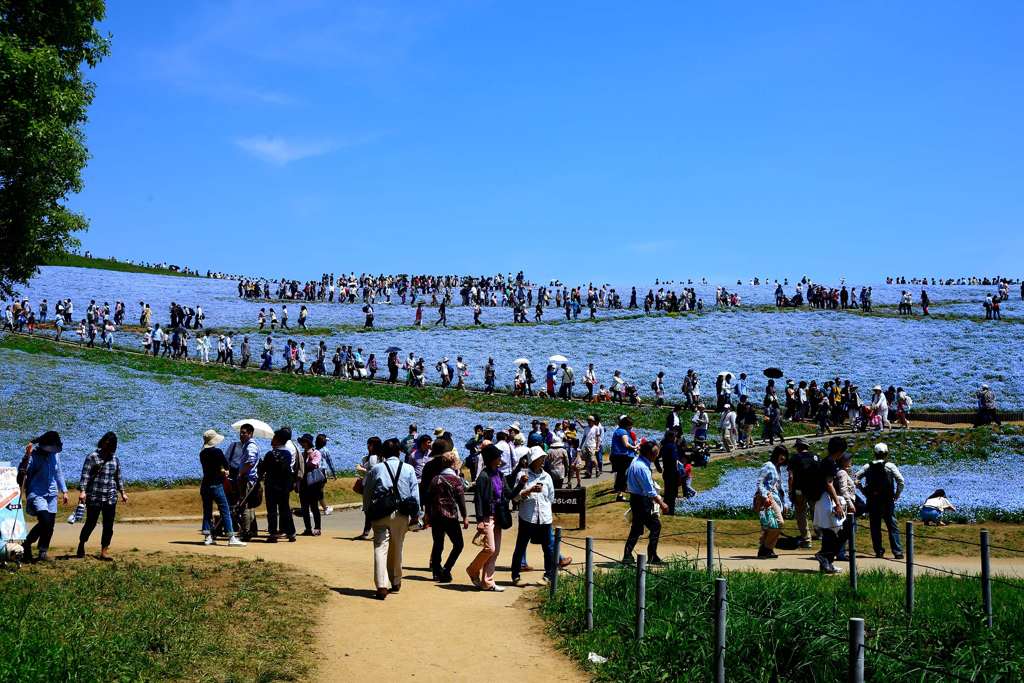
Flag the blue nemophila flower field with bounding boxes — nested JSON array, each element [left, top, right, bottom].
[[677, 433, 1024, 521], [11, 267, 1023, 409], [0, 348, 658, 483]]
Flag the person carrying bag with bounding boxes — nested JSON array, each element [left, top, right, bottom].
[[363, 439, 420, 600]]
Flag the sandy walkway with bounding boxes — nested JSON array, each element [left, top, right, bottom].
[[47, 505, 1024, 682], [49, 508, 586, 683]]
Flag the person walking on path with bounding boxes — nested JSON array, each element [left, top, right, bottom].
[[622, 441, 667, 565], [426, 451, 468, 583], [19, 431, 68, 562], [610, 415, 638, 502], [510, 447, 556, 585], [199, 430, 246, 547], [787, 439, 819, 548], [466, 445, 509, 592], [364, 438, 420, 600], [812, 437, 849, 574], [856, 442, 905, 559], [755, 445, 788, 558], [297, 434, 326, 536], [659, 427, 683, 515], [258, 428, 296, 543], [719, 404, 738, 452], [76, 432, 128, 560]]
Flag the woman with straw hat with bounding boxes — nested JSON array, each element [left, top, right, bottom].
[[199, 429, 246, 547]]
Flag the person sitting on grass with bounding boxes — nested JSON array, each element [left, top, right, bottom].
[[920, 489, 956, 526]]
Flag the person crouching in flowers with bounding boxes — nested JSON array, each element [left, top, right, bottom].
[[921, 489, 956, 526], [76, 432, 128, 560], [198, 430, 246, 547]]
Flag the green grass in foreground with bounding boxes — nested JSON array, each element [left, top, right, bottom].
[[0, 334, 816, 437], [44, 253, 200, 278], [542, 561, 1024, 682], [0, 552, 321, 683]]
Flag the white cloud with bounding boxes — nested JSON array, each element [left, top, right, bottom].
[[233, 136, 335, 165]]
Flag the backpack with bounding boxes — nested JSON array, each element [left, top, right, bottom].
[[367, 461, 419, 521], [651, 380, 658, 391], [864, 461, 894, 501]]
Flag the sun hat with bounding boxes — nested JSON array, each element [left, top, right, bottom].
[[482, 444, 504, 465], [874, 443, 889, 455], [873, 385, 882, 391], [33, 431, 63, 453], [298, 433, 314, 446], [433, 427, 445, 437], [203, 429, 225, 448], [528, 446, 547, 464], [513, 433, 526, 446], [508, 421, 521, 433]]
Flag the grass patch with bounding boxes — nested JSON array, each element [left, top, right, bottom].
[[0, 552, 322, 682], [44, 254, 200, 278], [0, 334, 817, 436], [541, 560, 1024, 681]]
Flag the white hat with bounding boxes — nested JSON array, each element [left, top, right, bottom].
[[874, 443, 889, 455], [873, 385, 882, 392], [203, 429, 225, 448], [513, 433, 526, 446], [508, 421, 521, 433], [981, 383, 989, 389], [723, 403, 732, 410], [528, 446, 547, 464], [550, 435, 564, 448]]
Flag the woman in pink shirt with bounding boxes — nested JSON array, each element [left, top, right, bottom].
[[298, 433, 325, 536]]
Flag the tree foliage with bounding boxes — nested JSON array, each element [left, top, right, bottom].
[[0, 0, 109, 299]]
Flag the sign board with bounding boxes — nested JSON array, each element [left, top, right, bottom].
[[0, 467, 27, 541], [552, 487, 587, 529]]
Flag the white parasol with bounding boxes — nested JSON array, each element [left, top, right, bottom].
[[513, 358, 530, 366], [230, 419, 274, 439], [549, 354, 568, 363]]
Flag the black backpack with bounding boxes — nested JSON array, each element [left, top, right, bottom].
[[864, 461, 894, 501]]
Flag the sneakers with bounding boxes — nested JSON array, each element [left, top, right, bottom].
[[621, 554, 635, 565], [227, 536, 247, 547], [483, 584, 505, 592], [76, 544, 86, 559], [558, 556, 574, 569], [466, 569, 482, 588], [439, 571, 453, 584], [324, 506, 334, 516], [893, 553, 904, 560], [798, 540, 812, 549], [204, 535, 216, 546]]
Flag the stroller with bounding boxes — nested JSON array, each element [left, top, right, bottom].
[[211, 475, 262, 540], [690, 428, 710, 466], [623, 383, 641, 405]]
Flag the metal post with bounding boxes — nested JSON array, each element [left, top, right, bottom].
[[848, 618, 865, 683], [551, 527, 562, 598], [849, 516, 858, 593], [706, 519, 715, 575], [981, 529, 993, 628], [905, 521, 914, 615], [635, 553, 647, 640], [713, 577, 727, 683], [585, 536, 594, 631]]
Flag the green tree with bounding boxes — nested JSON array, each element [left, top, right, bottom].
[[0, 0, 109, 299]]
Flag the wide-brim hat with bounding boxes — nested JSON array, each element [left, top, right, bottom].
[[433, 427, 446, 437], [33, 430, 63, 453], [529, 446, 547, 464], [203, 429, 225, 448]]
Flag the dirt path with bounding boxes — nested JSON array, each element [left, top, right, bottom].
[[49, 508, 586, 683]]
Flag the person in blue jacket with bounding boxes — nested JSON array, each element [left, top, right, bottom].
[[19, 431, 68, 562]]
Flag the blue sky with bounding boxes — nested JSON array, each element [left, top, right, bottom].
[[72, 1, 1023, 283]]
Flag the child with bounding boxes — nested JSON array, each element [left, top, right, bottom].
[[921, 489, 956, 526]]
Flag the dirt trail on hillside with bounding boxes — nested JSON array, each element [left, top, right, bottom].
[[47, 502, 1024, 682], [49, 510, 586, 683]]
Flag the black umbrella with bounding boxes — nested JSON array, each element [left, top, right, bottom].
[[386, 346, 401, 353], [763, 367, 784, 379]]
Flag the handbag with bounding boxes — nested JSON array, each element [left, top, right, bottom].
[[305, 467, 327, 488], [353, 477, 365, 495], [495, 501, 514, 530]]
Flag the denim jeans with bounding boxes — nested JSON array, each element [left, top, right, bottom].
[[201, 483, 234, 536], [868, 499, 902, 555]]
